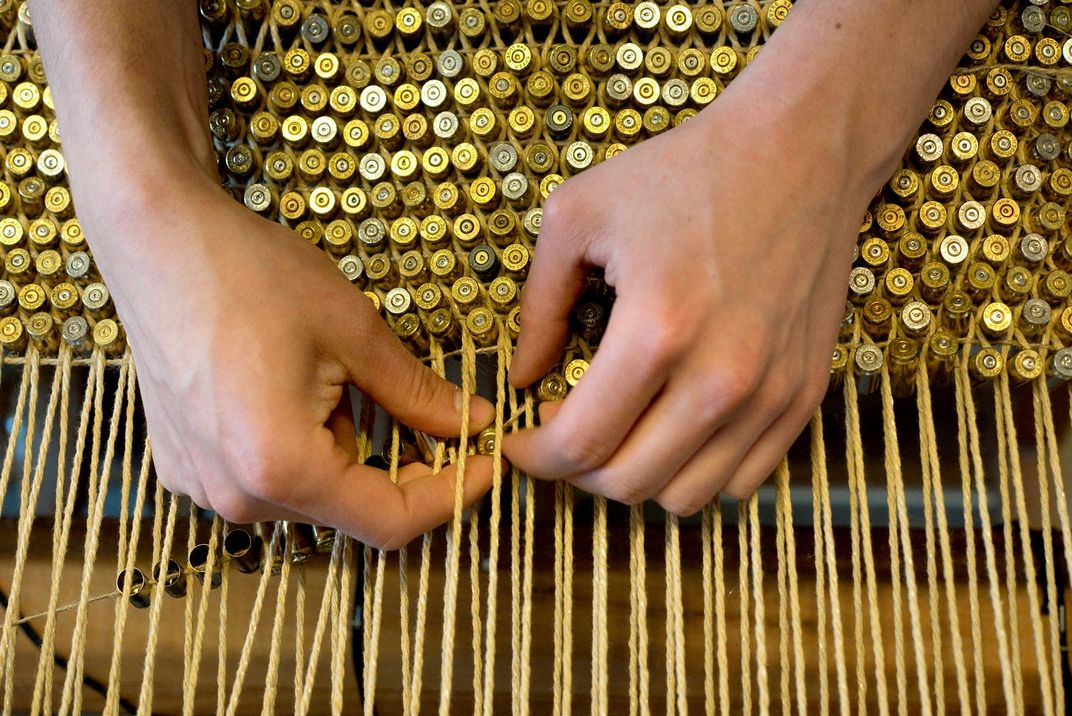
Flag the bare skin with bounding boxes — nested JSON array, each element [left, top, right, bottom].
[[32, 0, 998, 544], [503, 0, 1000, 514], [32, 1, 497, 551]]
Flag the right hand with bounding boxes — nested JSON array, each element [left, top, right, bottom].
[[87, 174, 497, 551]]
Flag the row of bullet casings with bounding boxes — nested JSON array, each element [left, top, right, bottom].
[[817, 0, 1072, 398], [198, 0, 796, 47], [0, 47, 123, 355], [2, 0, 1072, 388], [115, 523, 338, 608]]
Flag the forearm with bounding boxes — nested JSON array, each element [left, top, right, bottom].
[[30, 1, 214, 258], [721, 0, 999, 195]]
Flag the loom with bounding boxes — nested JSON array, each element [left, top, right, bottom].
[[2, 0, 1072, 712]]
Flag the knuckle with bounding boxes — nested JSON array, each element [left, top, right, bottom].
[[559, 432, 612, 473], [693, 362, 762, 424], [723, 475, 761, 501], [606, 480, 651, 506], [232, 443, 295, 507], [539, 188, 572, 234], [210, 492, 260, 525]]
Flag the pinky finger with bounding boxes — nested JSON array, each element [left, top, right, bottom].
[[720, 399, 819, 500]]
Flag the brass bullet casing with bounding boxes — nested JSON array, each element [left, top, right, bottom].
[[25, 312, 56, 354], [970, 347, 1003, 385], [4, 248, 32, 286], [829, 344, 848, 390], [224, 529, 264, 574], [466, 307, 499, 346], [27, 218, 56, 251], [940, 291, 972, 337], [970, 161, 1000, 192], [17, 282, 46, 314], [286, 522, 318, 564], [998, 265, 1032, 305], [65, 251, 96, 283], [81, 282, 112, 319], [887, 337, 920, 398], [900, 300, 933, 339], [338, 255, 364, 285], [853, 344, 883, 396], [1009, 349, 1043, 387], [978, 234, 1009, 266], [34, 250, 61, 287], [476, 427, 498, 456], [1041, 270, 1072, 306], [414, 282, 443, 313], [117, 568, 152, 609], [60, 316, 90, 354], [883, 268, 913, 306], [848, 267, 875, 305], [927, 164, 959, 199], [397, 249, 427, 285], [1056, 307, 1072, 344], [488, 276, 518, 313], [537, 372, 568, 402], [452, 213, 483, 248], [980, 301, 1013, 339], [962, 262, 995, 302], [189, 543, 222, 588], [860, 236, 890, 275], [155, 559, 188, 599], [889, 169, 920, 203], [862, 297, 892, 340], [927, 330, 958, 389], [430, 249, 461, 284], [501, 243, 530, 280], [451, 277, 482, 314], [564, 358, 589, 387], [92, 319, 124, 356], [0, 280, 14, 318], [419, 215, 449, 251], [424, 307, 459, 347], [0, 315, 24, 352], [1019, 298, 1051, 341], [364, 254, 396, 288], [917, 201, 947, 235], [1048, 349, 1072, 390]]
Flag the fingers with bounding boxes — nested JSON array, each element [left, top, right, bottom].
[[503, 294, 670, 480], [650, 381, 792, 515], [328, 288, 494, 438], [564, 376, 725, 505], [299, 442, 497, 551], [509, 194, 592, 388]]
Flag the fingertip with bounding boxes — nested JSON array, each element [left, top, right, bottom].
[[465, 393, 496, 433], [456, 454, 496, 504], [537, 400, 565, 424], [500, 428, 544, 479]]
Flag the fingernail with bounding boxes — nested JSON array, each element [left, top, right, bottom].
[[454, 387, 495, 426]]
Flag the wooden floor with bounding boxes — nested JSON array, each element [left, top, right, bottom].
[[1, 513, 1068, 715]]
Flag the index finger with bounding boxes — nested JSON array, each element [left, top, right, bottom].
[[502, 294, 669, 480]]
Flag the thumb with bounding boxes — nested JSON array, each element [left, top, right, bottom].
[[331, 290, 495, 438]]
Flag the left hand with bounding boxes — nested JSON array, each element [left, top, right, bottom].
[[503, 86, 872, 514]]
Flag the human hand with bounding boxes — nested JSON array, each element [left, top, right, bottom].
[[504, 85, 872, 515], [91, 176, 496, 551]]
